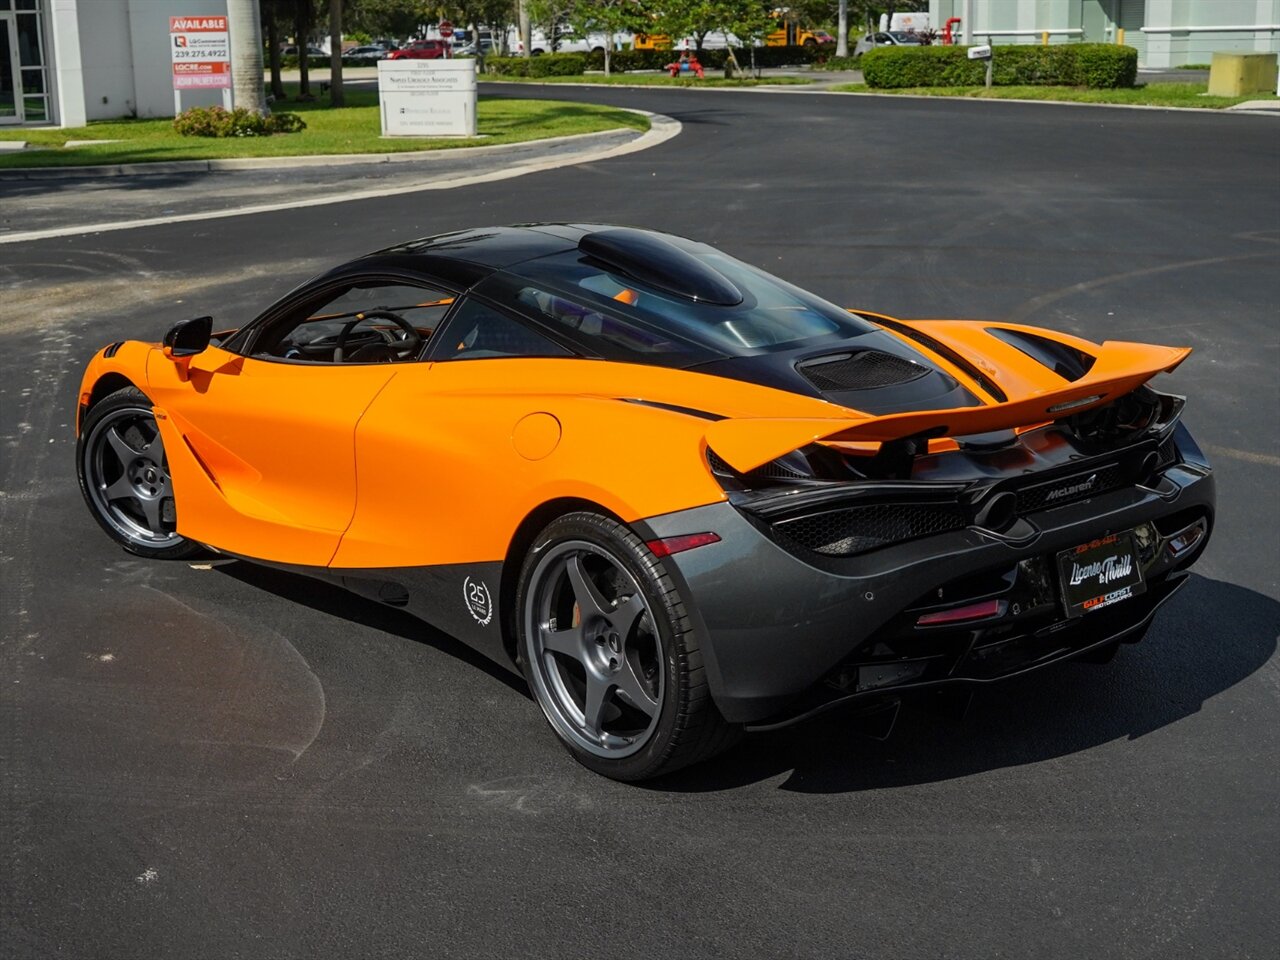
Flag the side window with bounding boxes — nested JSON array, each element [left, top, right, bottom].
[[252, 281, 453, 364], [433, 298, 572, 361]]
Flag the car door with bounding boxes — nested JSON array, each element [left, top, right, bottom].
[[147, 277, 454, 567], [331, 295, 575, 571]]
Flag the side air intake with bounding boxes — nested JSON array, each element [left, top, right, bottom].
[[797, 351, 930, 392]]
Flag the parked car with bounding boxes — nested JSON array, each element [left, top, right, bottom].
[[454, 38, 498, 57], [342, 45, 388, 62], [282, 45, 326, 57], [854, 31, 924, 56], [74, 224, 1214, 781], [387, 39, 452, 60]]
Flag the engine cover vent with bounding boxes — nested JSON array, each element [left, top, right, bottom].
[[798, 351, 930, 392]]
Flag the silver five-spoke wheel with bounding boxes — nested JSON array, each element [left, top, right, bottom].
[[525, 539, 664, 759], [517, 511, 739, 781], [76, 386, 199, 559]]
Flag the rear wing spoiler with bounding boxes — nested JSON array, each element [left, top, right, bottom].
[[706, 340, 1190, 473]]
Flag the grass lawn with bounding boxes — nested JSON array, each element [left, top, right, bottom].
[[829, 81, 1277, 109], [480, 73, 813, 87], [0, 87, 648, 169]]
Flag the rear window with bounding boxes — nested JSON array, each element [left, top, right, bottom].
[[477, 247, 874, 366]]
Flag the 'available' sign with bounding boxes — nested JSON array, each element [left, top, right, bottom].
[[170, 15, 231, 90]]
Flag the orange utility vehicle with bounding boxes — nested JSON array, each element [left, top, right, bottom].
[[75, 225, 1215, 780]]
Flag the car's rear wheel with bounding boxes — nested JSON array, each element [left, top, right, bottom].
[[517, 512, 739, 781], [76, 386, 201, 560]]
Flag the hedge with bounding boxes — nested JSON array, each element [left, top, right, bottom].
[[484, 53, 587, 76], [862, 44, 1138, 89]]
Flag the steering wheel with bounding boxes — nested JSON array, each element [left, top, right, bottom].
[[333, 309, 423, 363]]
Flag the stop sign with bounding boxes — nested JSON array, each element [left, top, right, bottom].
[[438, 21, 454, 38]]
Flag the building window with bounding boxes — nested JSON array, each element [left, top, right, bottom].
[[1, 0, 49, 125]]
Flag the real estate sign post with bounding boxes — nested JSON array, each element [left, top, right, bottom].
[[170, 15, 232, 116]]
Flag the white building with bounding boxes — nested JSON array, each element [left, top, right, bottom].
[[2, 0, 230, 128], [929, 0, 1280, 67]]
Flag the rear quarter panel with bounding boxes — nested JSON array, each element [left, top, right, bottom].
[[330, 358, 837, 569]]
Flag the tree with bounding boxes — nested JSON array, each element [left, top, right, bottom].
[[347, 0, 436, 38], [567, 0, 647, 75], [261, 0, 289, 100], [657, 0, 759, 54], [836, 0, 847, 57], [328, 0, 345, 106], [292, 0, 316, 99], [725, 0, 771, 76], [527, 0, 573, 50], [228, 0, 268, 114], [452, 0, 518, 62], [517, 0, 532, 57]]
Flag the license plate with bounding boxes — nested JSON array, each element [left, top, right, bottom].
[[1056, 531, 1146, 617]]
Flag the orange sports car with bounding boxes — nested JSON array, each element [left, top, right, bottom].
[[75, 225, 1215, 780]]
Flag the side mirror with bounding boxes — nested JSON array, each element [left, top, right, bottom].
[[162, 316, 212, 359]]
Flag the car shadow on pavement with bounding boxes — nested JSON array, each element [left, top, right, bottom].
[[214, 560, 530, 699], [648, 574, 1279, 794]]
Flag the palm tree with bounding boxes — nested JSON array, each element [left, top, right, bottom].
[[262, 0, 287, 100], [328, 0, 344, 107], [227, 0, 268, 114]]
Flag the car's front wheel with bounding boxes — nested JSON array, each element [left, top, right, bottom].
[[517, 512, 739, 781], [76, 385, 202, 560]]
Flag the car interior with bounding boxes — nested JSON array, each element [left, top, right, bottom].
[[251, 282, 454, 364]]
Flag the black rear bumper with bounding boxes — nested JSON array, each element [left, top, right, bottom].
[[640, 448, 1215, 727]]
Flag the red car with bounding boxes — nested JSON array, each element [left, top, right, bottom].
[[387, 39, 452, 60]]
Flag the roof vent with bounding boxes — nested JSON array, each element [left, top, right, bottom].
[[798, 351, 930, 391], [578, 228, 743, 306]]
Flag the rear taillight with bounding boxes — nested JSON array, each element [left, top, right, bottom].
[[645, 532, 721, 558], [915, 598, 1002, 627]]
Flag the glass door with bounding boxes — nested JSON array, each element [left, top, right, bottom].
[[0, 14, 21, 125]]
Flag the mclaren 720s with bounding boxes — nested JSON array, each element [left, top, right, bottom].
[[75, 225, 1215, 780]]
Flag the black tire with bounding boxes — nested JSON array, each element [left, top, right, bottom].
[[516, 511, 740, 781], [76, 385, 203, 560]]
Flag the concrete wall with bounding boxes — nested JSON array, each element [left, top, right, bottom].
[[76, 0, 136, 119], [929, 0, 1280, 65], [126, 0, 226, 118], [1143, 0, 1280, 67], [45, 0, 227, 126]]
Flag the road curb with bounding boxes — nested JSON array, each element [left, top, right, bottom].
[[0, 120, 651, 181], [0, 111, 680, 244]]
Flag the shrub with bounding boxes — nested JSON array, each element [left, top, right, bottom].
[[584, 48, 670, 72], [528, 52, 587, 77], [173, 106, 307, 138], [862, 43, 1138, 89], [267, 112, 307, 133], [861, 46, 983, 87], [1075, 44, 1138, 88], [485, 53, 586, 76]]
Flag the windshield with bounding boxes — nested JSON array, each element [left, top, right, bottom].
[[480, 245, 874, 366]]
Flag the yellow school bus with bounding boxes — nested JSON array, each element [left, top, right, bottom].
[[633, 33, 670, 51]]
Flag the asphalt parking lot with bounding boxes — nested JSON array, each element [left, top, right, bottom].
[[2, 86, 1278, 958]]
